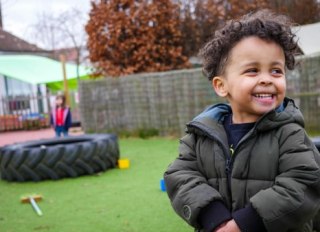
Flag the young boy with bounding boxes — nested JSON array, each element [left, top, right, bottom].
[[164, 9, 320, 232]]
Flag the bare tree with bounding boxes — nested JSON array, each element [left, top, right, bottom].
[[55, 8, 88, 78], [30, 12, 62, 50], [28, 8, 88, 79]]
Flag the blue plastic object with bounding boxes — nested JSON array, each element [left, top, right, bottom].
[[160, 179, 166, 192]]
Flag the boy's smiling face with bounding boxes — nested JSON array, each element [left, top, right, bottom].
[[212, 36, 286, 124]]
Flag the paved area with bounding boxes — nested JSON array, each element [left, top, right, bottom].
[[0, 127, 84, 147]]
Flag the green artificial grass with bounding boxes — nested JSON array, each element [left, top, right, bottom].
[[0, 138, 193, 232]]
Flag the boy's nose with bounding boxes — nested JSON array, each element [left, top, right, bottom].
[[258, 74, 272, 85]]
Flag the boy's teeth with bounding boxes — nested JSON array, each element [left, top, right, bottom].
[[255, 94, 272, 98]]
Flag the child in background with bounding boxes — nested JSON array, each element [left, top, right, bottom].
[[50, 94, 72, 137], [164, 9, 320, 232]]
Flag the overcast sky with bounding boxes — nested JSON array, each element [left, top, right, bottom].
[[1, 0, 92, 48]]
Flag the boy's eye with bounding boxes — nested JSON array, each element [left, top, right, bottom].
[[271, 68, 284, 76], [244, 68, 258, 74]]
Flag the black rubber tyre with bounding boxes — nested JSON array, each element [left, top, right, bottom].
[[0, 134, 119, 182]]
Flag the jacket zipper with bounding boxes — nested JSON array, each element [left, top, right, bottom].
[[225, 131, 256, 195], [225, 144, 234, 177], [187, 121, 235, 198], [225, 156, 232, 189], [187, 111, 273, 208]]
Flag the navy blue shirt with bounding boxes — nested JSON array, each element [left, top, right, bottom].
[[223, 114, 255, 152]]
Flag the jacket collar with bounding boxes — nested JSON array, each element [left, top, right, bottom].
[[186, 97, 304, 138]]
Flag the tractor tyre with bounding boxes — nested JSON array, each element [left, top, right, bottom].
[[0, 134, 119, 182]]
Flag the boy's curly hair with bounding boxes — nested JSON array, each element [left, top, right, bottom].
[[199, 9, 299, 81]]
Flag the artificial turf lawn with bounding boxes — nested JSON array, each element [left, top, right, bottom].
[[0, 138, 193, 232]]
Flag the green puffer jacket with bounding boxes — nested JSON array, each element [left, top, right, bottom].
[[164, 98, 320, 232]]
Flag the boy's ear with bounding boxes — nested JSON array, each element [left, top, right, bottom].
[[212, 76, 228, 97]]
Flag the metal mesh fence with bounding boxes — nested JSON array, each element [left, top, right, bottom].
[[0, 91, 80, 132], [79, 55, 320, 136]]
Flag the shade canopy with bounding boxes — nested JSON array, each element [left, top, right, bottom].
[[0, 55, 91, 84]]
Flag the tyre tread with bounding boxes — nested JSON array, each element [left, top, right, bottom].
[[0, 134, 119, 182]]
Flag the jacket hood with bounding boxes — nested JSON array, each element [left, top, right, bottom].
[[187, 98, 305, 136]]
